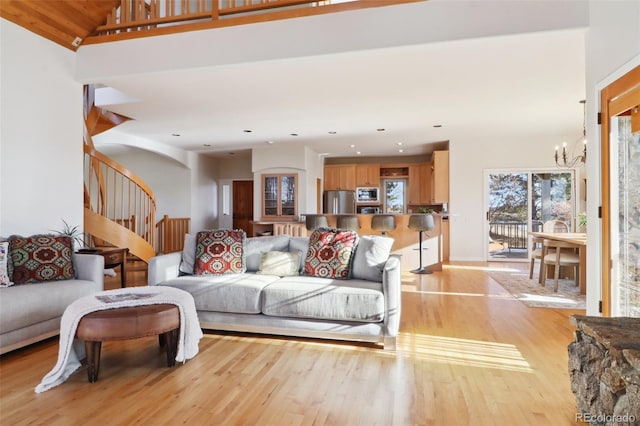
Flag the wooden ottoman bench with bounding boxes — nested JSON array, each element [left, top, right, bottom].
[[76, 304, 180, 382]]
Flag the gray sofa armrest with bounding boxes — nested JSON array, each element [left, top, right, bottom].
[[382, 254, 402, 349], [74, 254, 104, 290], [148, 252, 182, 286]]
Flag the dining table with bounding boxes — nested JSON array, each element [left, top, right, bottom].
[[529, 232, 587, 294]]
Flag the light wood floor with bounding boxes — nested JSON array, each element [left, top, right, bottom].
[[0, 260, 586, 425]]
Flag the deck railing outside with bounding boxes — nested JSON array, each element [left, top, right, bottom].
[[489, 221, 528, 252]]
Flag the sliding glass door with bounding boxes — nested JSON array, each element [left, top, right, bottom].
[[486, 170, 575, 261]]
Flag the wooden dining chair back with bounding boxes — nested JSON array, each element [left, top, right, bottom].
[[542, 220, 569, 233], [542, 239, 580, 292], [529, 237, 545, 280]]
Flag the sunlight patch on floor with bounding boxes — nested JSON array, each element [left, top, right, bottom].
[[397, 332, 533, 373], [400, 286, 514, 300], [517, 293, 581, 306], [444, 264, 521, 273]]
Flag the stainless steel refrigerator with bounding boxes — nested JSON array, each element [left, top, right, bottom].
[[323, 190, 356, 214]]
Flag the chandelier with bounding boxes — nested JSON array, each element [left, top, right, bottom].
[[555, 99, 587, 167]]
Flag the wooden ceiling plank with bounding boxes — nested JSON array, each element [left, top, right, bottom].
[[18, 0, 92, 38], [1, 2, 80, 49]]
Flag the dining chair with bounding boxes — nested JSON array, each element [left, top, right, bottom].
[[529, 236, 544, 280], [542, 239, 580, 291], [542, 220, 569, 233]]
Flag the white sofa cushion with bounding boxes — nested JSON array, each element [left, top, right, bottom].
[[157, 273, 280, 314], [261, 276, 384, 322]]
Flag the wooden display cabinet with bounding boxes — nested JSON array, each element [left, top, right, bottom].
[[262, 174, 297, 219]]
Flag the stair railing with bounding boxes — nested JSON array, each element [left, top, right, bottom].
[[84, 144, 156, 262], [156, 215, 191, 254]]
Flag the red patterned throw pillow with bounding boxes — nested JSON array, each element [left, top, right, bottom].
[[304, 228, 358, 279], [194, 230, 246, 275], [9, 235, 75, 284]]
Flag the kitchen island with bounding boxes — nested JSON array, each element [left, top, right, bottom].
[[252, 214, 447, 272]]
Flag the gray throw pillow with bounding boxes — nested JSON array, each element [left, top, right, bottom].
[[288, 237, 310, 273], [351, 235, 394, 282], [179, 233, 196, 275]]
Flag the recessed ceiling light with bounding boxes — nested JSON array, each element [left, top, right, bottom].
[[266, 141, 274, 144], [377, 128, 385, 132], [171, 133, 180, 137], [356, 151, 361, 155], [398, 149, 404, 153], [397, 142, 403, 146], [328, 131, 337, 134], [243, 129, 252, 133], [203, 144, 211, 147], [433, 124, 443, 128], [290, 133, 298, 137], [350, 144, 356, 148]]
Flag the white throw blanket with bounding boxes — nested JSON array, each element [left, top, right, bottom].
[[35, 286, 203, 393]]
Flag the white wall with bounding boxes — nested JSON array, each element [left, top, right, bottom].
[[107, 147, 191, 220], [187, 152, 219, 231], [583, 0, 640, 315], [251, 144, 317, 220], [0, 19, 82, 236], [217, 154, 253, 230]]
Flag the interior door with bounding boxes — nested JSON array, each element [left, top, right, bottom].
[[600, 65, 640, 317], [232, 180, 253, 234]]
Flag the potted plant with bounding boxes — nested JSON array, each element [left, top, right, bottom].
[[52, 220, 92, 252]]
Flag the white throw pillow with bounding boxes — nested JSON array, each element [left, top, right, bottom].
[[257, 251, 301, 277], [179, 233, 197, 275], [0, 241, 13, 287], [351, 235, 394, 282]]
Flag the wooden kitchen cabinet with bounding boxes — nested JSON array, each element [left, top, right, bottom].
[[355, 164, 380, 187], [408, 163, 430, 204], [430, 151, 449, 204], [324, 164, 356, 191]]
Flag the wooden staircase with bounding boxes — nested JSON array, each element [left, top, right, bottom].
[[83, 85, 156, 265]]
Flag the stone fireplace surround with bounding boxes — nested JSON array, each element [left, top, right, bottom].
[[568, 315, 639, 425]]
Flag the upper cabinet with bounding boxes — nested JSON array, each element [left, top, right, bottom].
[[262, 174, 297, 219], [430, 150, 449, 204], [408, 163, 430, 205], [355, 164, 380, 187], [324, 164, 356, 191]]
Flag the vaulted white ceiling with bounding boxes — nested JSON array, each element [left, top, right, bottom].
[[86, 1, 587, 160]]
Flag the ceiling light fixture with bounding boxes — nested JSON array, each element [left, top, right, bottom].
[[350, 144, 356, 148], [266, 141, 274, 144], [171, 133, 180, 137], [203, 144, 211, 147], [433, 124, 442, 128], [398, 149, 404, 153], [397, 142, 403, 146], [328, 131, 337, 134], [377, 128, 385, 132], [290, 133, 298, 137], [555, 100, 587, 168], [243, 130, 252, 133], [356, 151, 361, 155]]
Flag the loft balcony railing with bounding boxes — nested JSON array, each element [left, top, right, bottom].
[[85, 0, 423, 44]]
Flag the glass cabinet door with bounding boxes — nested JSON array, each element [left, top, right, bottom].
[[263, 175, 278, 217], [262, 174, 297, 218]]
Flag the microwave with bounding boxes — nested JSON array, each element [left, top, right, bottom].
[[356, 187, 380, 203]]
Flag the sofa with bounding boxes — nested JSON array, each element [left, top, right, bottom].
[[148, 230, 401, 350], [0, 236, 105, 355]]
